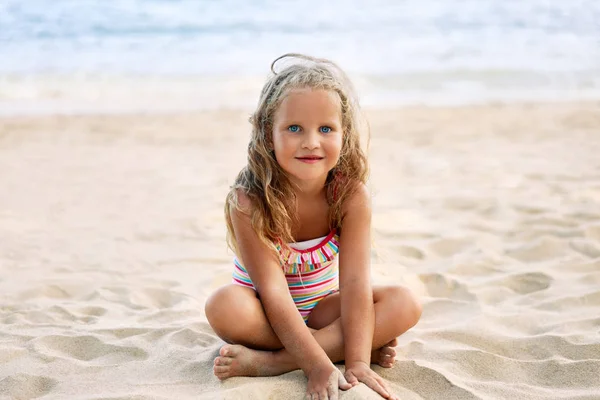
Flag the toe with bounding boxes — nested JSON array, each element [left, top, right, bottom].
[[378, 358, 394, 368], [215, 356, 232, 366], [214, 365, 230, 374], [381, 347, 396, 357], [219, 345, 232, 357], [214, 365, 230, 379]]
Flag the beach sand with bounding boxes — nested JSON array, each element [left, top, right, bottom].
[[1, 101, 600, 399]]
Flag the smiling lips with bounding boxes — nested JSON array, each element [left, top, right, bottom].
[[296, 156, 324, 164]]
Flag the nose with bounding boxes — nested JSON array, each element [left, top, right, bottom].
[[302, 130, 320, 150]]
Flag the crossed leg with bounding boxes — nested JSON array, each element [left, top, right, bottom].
[[205, 285, 422, 379]]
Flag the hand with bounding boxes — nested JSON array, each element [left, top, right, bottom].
[[344, 361, 397, 400], [305, 362, 353, 400]]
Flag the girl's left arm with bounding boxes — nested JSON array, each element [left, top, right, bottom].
[[339, 184, 396, 399], [339, 183, 374, 366]]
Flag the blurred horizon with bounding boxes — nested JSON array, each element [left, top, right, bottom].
[[1, 0, 599, 113]]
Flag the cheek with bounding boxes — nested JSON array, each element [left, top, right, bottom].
[[272, 132, 292, 155], [271, 131, 283, 149], [329, 135, 343, 155]]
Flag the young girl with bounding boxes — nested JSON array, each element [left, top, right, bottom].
[[205, 54, 421, 400]]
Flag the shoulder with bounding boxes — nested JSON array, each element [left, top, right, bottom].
[[228, 188, 255, 221], [341, 182, 371, 220]]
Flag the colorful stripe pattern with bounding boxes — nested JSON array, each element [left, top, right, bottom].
[[232, 230, 340, 322]]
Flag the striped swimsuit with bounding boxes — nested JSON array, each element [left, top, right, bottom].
[[232, 230, 340, 322]]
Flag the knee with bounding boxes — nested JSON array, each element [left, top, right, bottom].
[[385, 286, 422, 332], [204, 286, 228, 330], [205, 285, 262, 345], [205, 286, 245, 340]]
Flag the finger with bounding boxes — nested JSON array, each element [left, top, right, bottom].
[[328, 382, 338, 400], [366, 376, 390, 399], [344, 371, 359, 386], [319, 388, 329, 400], [338, 371, 353, 390], [378, 378, 394, 398], [378, 380, 394, 399]]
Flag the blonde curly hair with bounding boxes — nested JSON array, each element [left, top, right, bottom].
[[225, 53, 369, 254]]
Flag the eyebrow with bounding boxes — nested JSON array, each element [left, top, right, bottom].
[[283, 121, 340, 126]]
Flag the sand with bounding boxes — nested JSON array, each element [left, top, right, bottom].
[[1, 101, 599, 399]]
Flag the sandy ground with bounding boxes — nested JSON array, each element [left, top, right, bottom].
[[1, 101, 599, 399]]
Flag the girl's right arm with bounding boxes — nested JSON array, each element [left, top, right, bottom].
[[230, 193, 347, 396]]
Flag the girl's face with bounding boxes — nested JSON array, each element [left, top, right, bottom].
[[271, 88, 343, 186]]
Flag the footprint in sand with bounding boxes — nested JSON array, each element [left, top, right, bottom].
[[0, 374, 57, 399], [31, 334, 148, 365], [495, 272, 553, 295]]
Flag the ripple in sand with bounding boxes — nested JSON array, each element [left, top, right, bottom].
[[534, 290, 600, 311], [433, 330, 600, 361], [31, 334, 148, 365], [562, 259, 600, 273], [0, 374, 57, 399], [515, 227, 583, 241], [419, 273, 476, 301], [428, 238, 473, 258], [17, 285, 71, 301], [585, 223, 600, 241], [94, 327, 151, 339], [520, 216, 579, 229], [379, 359, 480, 400], [443, 195, 497, 213], [129, 287, 194, 309], [512, 202, 551, 215], [393, 245, 426, 260], [0, 346, 27, 363], [540, 317, 600, 335], [448, 349, 600, 390], [420, 298, 478, 327], [76, 306, 107, 317], [505, 237, 569, 262], [85, 396, 168, 400], [569, 239, 600, 258], [495, 272, 553, 295], [168, 327, 219, 348]]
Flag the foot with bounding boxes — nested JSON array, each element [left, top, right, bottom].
[[371, 338, 398, 368], [213, 344, 292, 379]]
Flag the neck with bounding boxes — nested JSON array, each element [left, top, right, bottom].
[[290, 176, 328, 199]]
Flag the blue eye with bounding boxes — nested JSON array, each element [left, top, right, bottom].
[[320, 126, 332, 134], [288, 125, 300, 133]]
